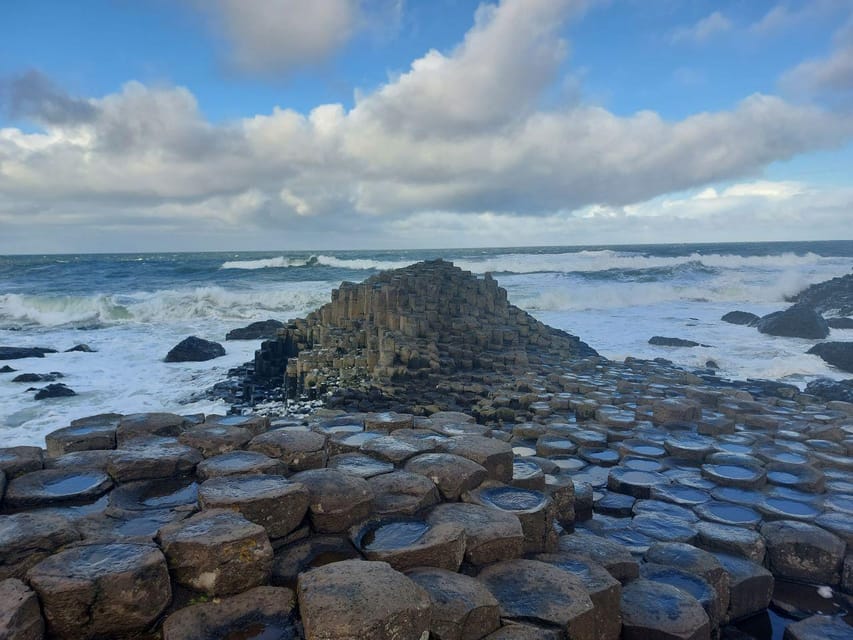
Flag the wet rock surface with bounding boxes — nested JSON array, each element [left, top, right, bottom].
[[4, 261, 853, 639], [164, 336, 225, 363], [0, 578, 44, 640]]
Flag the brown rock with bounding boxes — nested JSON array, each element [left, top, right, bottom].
[[426, 502, 523, 566], [290, 468, 374, 533], [620, 579, 710, 640], [404, 452, 488, 500], [0, 578, 44, 640], [0, 513, 80, 580], [441, 435, 513, 482], [249, 428, 328, 471], [367, 470, 440, 516]]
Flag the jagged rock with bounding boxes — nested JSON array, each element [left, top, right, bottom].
[[721, 311, 760, 325], [162, 586, 298, 640], [225, 319, 285, 340], [478, 559, 596, 638], [804, 378, 853, 403], [0, 513, 80, 580], [649, 336, 707, 348], [788, 273, 853, 317], [297, 560, 431, 640], [760, 520, 845, 585], [755, 305, 829, 339], [807, 342, 853, 373], [0, 578, 44, 640], [26, 542, 171, 640], [164, 336, 225, 363], [620, 579, 710, 640], [0, 347, 56, 360], [157, 509, 273, 596], [0, 365, 16, 372], [33, 384, 75, 400]]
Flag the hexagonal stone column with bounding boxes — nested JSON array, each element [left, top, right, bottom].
[[198, 475, 309, 539], [406, 567, 501, 640], [289, 469, 373, 533], [620, 579, 710, 640], [157, 509, 273, 596], [4, 469, 113, 509], [427, 503, 523, 566], [178, 424, 252, 457], [783, 614, 853, 640], [297, 560, 431, 640], [162, 586, 298, 640], [478, 559, 596, 640], [441, 435, 513, 483], [558, 531, 639, 583], [26, 542, 171, 640], [367, 471, 440, 516], [249, 428, 327, 471], [465, 483, 557, 553], [711, 553, 773, 622], [0, 578, 44, 640], [0, 513, 80, 580], [353, 518, 465, 572], [404, 453, 487, 500], [760, 520, 845, 585]]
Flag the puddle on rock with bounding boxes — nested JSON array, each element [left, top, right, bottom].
[[362, 521, 430, 551]]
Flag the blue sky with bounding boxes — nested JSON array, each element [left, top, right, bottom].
[[0, 0, 851, 252]]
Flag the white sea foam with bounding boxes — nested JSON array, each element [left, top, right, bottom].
[[220, 256, 315, 269], [0, 284, 334, 328]]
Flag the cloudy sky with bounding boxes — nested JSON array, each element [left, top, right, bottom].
[[1, 0, 851, 253]]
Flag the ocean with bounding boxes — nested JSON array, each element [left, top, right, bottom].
[[1, 241, 851, 448]]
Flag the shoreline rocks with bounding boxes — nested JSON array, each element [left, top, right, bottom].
[[165, 336, 225, 363]]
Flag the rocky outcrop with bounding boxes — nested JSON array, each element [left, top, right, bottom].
[[788, 272, 853, 317], [649, 336, 708, 348], [807, 342, 853, 373], [164, 336, 225, 362], [252, 260, 597, 402], [755, 305, 830, 339], [33, 384, 76, 400], [804, 378, 853, 403]]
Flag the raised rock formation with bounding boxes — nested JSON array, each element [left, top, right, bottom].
[[755, 304, 830, 340], [165, 336, 225, 363], [253, 259, 596, 405], [788, 272, 853, 317]]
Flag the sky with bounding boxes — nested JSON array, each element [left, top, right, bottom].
[[0, 0, 852, 253]]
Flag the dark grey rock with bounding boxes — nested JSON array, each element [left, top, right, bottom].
[[721, 311, 760, 325], [225, 319, 285, 340], [65, 344, 95, 352], [33, 384, 75, 400], [0, 347, 56, 361], [164, 336, 225, 363], [620, 578, 710, 640], [649, 336, 707, 348], [755, 305, 829, 339], [0, 577, 44, 640], [807, 342, 853, 373], [827, 317, 853, 329]]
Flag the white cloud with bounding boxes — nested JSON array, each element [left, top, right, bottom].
[[0, 0, 852, 252], [670, 11, 732, 44], [200, 0, 362, 74], [781, 18, 853, 97]]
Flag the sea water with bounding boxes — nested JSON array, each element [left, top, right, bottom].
[[1, 241, 851, 447]]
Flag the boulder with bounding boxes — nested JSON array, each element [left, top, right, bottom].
[[297, 559, 431, 640], [648, 337, 706, 348], [164, 336, 225, 362], [26, 542, 171, 640], [289, 469, 373, 533], [156, 509, 273, 596], [620, 579, 710, 640], [225, 319, 285, 340], [12, 373, 61, 383], [33, 384, 75, 400], [760, 520, 845, 585], [807, 342, 853, 373], [198, 475, 310, 539], [755, 305, 829, 339], [162, 586, 298, 640], [0, 365, 16, 372], [478, 559, 596, 640], [406, 567, 501, 640], [721, 311, 760, 325], [0, 578, 44, 640], [0, 347, 56, 360], [804, 378, 853, 403]]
